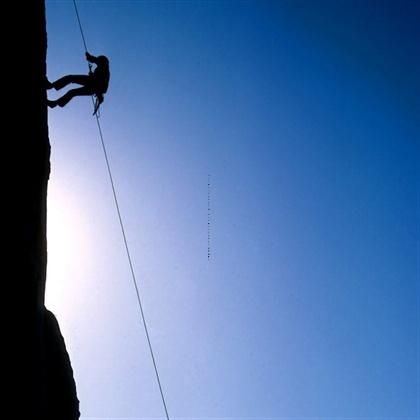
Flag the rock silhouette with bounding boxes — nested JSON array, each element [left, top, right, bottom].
[[14, 0, 80, 417]]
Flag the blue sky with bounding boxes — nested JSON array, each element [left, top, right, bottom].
[[45, 1, 419, 418]]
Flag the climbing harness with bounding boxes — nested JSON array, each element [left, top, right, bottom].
[[84, 62, 101, 116], [93, 95, 101, 117], [71, 1, 170, 419]]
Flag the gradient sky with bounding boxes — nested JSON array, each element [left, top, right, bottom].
[[45, 1, 419, 419]]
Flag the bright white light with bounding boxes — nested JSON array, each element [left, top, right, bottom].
[[45, 186, 92, 313]]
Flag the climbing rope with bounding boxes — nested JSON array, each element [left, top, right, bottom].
[[71, 2, 170, 419]]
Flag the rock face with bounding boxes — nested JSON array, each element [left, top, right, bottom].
[[42, 310, 80, 418], [18, 0, 80, 417]]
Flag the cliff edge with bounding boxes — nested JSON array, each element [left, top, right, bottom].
[[15, 1, 80, 417]]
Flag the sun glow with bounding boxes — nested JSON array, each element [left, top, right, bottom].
[[45, 186, 92, 313]]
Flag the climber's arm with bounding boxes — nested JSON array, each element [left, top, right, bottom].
[[85, 52, 99, 64]]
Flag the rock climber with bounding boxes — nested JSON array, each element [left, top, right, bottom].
[[47, 52, 110, 114]]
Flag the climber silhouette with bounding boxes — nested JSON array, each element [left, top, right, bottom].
[[47, 52, 110, 114]]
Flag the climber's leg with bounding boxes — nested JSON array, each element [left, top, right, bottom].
[[52, 75, 91, 90], [55, 86, 95, 107]]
